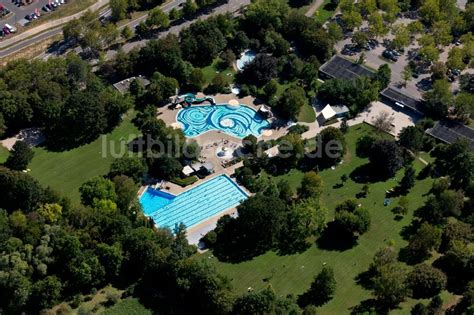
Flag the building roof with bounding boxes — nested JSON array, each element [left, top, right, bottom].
[[320, 104, 337, 120], [426, 120, 474, 150], [182, 165, 195, 176], [332, 104, 350, 115], [202, 162, 215, 171], [319, 55, 375, 80], [113, 76, 150, 94], [380, 87, 425, 115], [191, 162, 203, 172]]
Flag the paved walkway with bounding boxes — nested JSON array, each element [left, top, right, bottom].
[[304, 0, 325, 17]]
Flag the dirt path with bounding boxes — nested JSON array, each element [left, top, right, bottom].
[[305, 0, 325, 17]]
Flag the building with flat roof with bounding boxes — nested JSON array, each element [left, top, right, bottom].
[[426, 120, 474, 150], [380, 87, 425, 116], [113, 76, 150, 94]]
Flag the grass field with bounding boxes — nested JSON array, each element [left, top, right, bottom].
[[197, 123, 456, 314], [0, 145, 9, 164], [298, 103, 317, 123], [201, 58, 236, 86], [102, 298, 152, 315], [313, 0, 337, 24], [29, 112, 139, 203]]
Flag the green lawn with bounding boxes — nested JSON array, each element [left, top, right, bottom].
[[313, 0, 337, 24], [197, 123, 452, 314], [200, 58, 236, 86], [29, 112, 139, 204], [298, 103, 316, 123], [102, 298, 152, 315], [0, 145, 9, 164]]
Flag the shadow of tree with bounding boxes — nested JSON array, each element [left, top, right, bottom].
[[350, 299, 391, 315], [350, 163, 389, 184], [316, 222, 358, 251]]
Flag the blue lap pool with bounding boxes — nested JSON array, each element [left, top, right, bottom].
[[176, 104, 270, 138], [139, 175, 248, 229]]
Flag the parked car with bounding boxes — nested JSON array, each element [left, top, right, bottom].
[[5, 23, 16, 33], [3, 27, 10, 35], [382, 49, 398, 61]]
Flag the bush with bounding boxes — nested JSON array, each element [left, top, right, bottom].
[[170, 176, 198, 187]]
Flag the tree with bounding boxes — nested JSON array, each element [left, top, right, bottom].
[[401, 65, 412, 86], [109, 157, 147, 183], [298, 171, 323, 199], [121, 25, 133, 40], [391, 25, 410, 50], [372, 110, 395, 133], [206, 73, 229, 94], [187, 68, 206, 92], [352, 31, 369, 48], [182, 0, 198, 18], [5, 141, 34, 171], [262, 79, 278, 102], [79, 176, 117, 206], [29, 276, 62, 310], [399, 165, 416, 193], [432, 20, 453, 48], [146, 7, 170, 29], [317, 126, 347, 164], [298, 267, 336, 307], [423, 79, 453, 118], [411, 303, 428, 315], [112, 175, 138, 212], [406, 222, 441, 261], [148, 155, 182, 180], [368, 12, 388, 39], [341, 10, 362, 30], [453, 92, 474, 124], [110, 0, 128, 21], [327, 22, 343, 42], [399, 126, 425, 152], [447, 47, 466, 71], [238, 54, 278, 87], [376, 64, 391, 89], [372, 262, 409, 307], [419, 43, 440, 63], [276, 85, 307, 120], [279, 198, 327, 252], [0, 167, 44, 213], [430, 61, 447, 81], [37, 203, 62, 223], [368, 140, 403, 178], [407, 264, 447, 298], [233, 287, 299, 315], [333, 202, 371, 237]]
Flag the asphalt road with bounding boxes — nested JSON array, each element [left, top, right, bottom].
[[0, 3, 110, 58]]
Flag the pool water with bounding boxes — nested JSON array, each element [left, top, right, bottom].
[[236, 50, 256, 71], [139, 175, 248, 230], [177, 104, 270, 138], [140, 189, 175, 216]]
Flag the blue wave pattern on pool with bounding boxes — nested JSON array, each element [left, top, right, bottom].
[[140, 175, 248, 229], [177, 105, 270, 138], [140, 189, 176, 216]]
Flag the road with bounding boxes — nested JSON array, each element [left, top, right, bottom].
[[0, 0, 110, 58], [105, 0, 249, 60]]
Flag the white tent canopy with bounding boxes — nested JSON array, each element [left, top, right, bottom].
[[182, 165, 194, 176], [320, 104, 337, 120]]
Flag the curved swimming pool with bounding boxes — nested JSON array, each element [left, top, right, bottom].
[[176, 104, 270, 138]]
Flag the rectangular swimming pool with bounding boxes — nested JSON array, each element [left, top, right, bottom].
[[139, 175, 248, 230]]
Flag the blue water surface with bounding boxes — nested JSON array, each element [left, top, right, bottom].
[[177, 104, 270, 138], [139, 175, 248, 229]]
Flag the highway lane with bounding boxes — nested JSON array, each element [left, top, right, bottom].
[[0, 6, 111, 58]]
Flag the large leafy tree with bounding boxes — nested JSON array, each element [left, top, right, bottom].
[[5, 141, 34, 171], [298, 266, 336, 307], [423, 79, 453, 118], [276, 85, 307, 120], [368, 140, 403, 178], [407, 264, 447, 299]]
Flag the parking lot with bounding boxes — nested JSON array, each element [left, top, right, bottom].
[[1, 0, 52, 25], [333, 12, 470, 104]]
